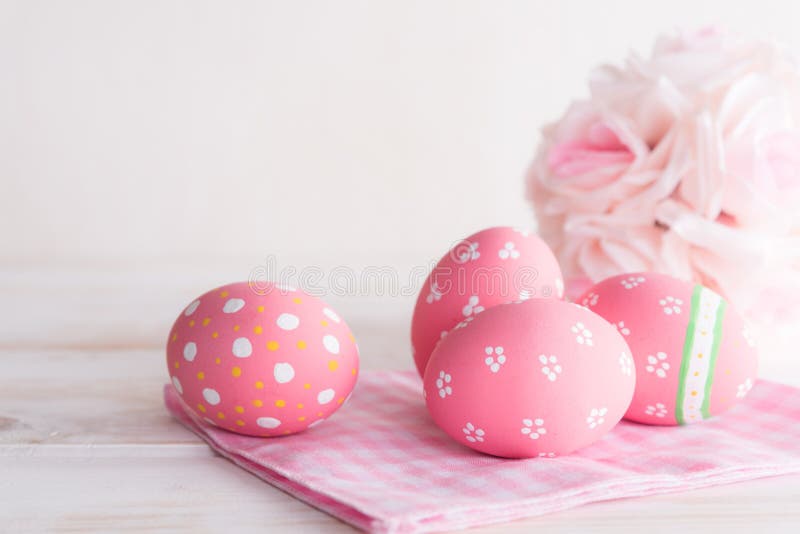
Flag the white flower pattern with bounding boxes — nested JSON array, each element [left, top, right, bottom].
[[645, 403, 668, 418], [571, 322, 593, 346], [498, 241, 520, 260], [521, 418, 547, 440], [463, 422, 485, 443], [538, 354, 562, 381], [582, 292, 599, 307], [457, 242, 480, 262], [619, 352, 633, 376], [621, 276, 646, 289], [425, 282, 442, 304], [737, 378, 754, 398], [462, 295, 485, 317], [645, 352, 670, 378], [484, 346, 506, 373], [586, 407, 608, 429], [436, 371, 452, 398], [659, 296, 683, 315]]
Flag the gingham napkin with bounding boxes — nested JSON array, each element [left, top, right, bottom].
[[164, 371, 800, 533]]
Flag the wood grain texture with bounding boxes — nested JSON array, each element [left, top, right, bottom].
[[2, 329, 800, 531]]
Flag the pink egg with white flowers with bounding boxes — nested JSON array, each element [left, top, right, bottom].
[[411, 226, 563, 377], [423, 299, 635, 458], [578, 273, 758, 426], [166, 281, 359, 436]]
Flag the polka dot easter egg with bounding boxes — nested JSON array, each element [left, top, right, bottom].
[[423, 299, 635, 458], [578, 273, 758, 426], [411, 226, 563, 377], [166, 282, 359, 436]]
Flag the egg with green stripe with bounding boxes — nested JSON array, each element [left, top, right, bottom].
[[578, 273, 758, 426]]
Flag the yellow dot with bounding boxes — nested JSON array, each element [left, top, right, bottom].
[[321, 320, 329, 327], [328, 360, 339, 371], [234, 406, 244, 414], [691, 390, 697, 396], [217, 411, 225, 419], [293, 297, 302, 304], [174, 361, 180, 369], [275, 399, 286, 408], [297, 340, 307, 350], [220, 291, 229, 298], [212, 331, 219, 339], [252, 399, 263, 407], [255, 380, 264, 389], [188, 320, 195, 327], [236, 419, 245, 427], [196, 371, 205, 380], [215, 357, 221, 365], [233, 325, 240, 331], [202, 317, 211, 326], [171, 333, 177, 342], [298, 416, 306, 422], [257, 305, 265, 313], [197, 403, 206, 413], [267, 341, 279, 351], [232, 366, 242, 377], [297, 403, 304, 409], [304, 383, 311, 390], [253, 325, 263, 335]]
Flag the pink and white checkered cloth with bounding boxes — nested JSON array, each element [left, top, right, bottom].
[[164, 371, 800, 533]]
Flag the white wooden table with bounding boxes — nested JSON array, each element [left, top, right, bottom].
[[3, 273, 799, 532]]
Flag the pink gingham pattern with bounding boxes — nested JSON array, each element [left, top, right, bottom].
[[164, 371, 800, 533]]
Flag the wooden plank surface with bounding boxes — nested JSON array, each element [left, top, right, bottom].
[[3, 347, 800, 532]]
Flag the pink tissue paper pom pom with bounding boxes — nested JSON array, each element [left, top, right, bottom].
[[527, 27, 800, 354]]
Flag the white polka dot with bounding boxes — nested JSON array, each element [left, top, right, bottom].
[[184, 300, 200, 316], [232, 337, 253, 358], [183, 342, 197, 361], [171, 376, 183, 395], [317, 388, 335, 405], [222, 298, 245, 313], [276, 313, 300, 330], [202, 388, 221, 405], [273, 362, 295, 384], [257, 417, 281, 429], [322, 335, 340, 354], [322, 308, 341, 323]]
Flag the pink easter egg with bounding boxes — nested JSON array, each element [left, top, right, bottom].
[[578, 273, 758, 426], [423, 299, 635, 458], [166, 281, 359, 436], [411, 226, 563, 377]]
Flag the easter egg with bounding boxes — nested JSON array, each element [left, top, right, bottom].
[[166, 281, 359, 436], [423, 299, 635, 458], [578, 273, 758, 426], [411, 226, 563, 377]]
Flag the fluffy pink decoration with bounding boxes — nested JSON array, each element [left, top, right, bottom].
[[528, 28, 800, 335]]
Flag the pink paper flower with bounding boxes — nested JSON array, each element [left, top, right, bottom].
[[527, 28, 800, 335]]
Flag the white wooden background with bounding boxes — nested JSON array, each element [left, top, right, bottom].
[[3, 0, 800, 531]]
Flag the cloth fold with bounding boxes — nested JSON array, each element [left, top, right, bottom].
[[164, 371, 800, 533]]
